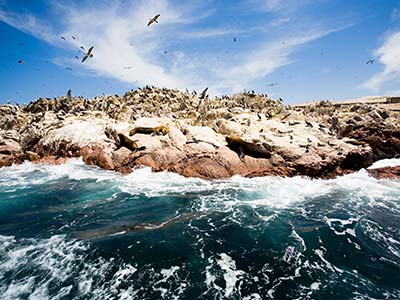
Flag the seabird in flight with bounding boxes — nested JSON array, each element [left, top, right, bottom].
[[148, 14, 160, 26], [82, 46, 94, 63]]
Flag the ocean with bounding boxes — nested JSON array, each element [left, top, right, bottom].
[[0, 158, 399, 300]]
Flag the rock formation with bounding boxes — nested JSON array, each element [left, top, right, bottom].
[[0, 86, 399, 179]]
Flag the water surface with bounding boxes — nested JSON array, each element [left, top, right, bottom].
[[0, 159, 399, 299]]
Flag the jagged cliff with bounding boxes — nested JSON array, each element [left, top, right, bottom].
[[0, 86, 399, 179]]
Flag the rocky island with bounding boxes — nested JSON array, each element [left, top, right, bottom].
[[0, 86, 399, 179]]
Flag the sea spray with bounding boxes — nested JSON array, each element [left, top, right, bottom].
[[0, 159, 399, 299]]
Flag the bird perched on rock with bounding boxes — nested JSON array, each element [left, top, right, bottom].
[[199, 87, 208, 99], [17, 59, 24, 64], [148, 14, 160, 26], [305, 121, 313, 127], [366, 59, 374, 64], [66, 89, 72, 102], [82, 46, 94, 63]]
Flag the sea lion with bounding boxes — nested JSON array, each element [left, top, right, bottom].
[[116, 133, 145, 152], [226, 135, 273, 159], [129, 125, 169, 136]]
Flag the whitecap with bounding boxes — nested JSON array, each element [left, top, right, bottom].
[[368, 158, 400, 169]]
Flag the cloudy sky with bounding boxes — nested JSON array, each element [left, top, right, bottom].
[[0, 0, 399, 104]]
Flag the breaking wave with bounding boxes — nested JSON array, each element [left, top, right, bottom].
[[0, 158, 399, 299]]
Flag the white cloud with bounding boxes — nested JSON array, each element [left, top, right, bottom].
[[207, 25, 351, 94], [361, 31, 400, 92], [269, 17, 291, 27], [261, 0, 311, 12], [0, 9, 57, 44], [61, 0, 187, 87], [180, 27, 245, 39], [0, 0, 354, 95]]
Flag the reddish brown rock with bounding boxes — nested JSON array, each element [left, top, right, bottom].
[[34, 155, 68, 165], [342, 121, 400, 160], [81, 145, 115, 170], [129, 146, 294, 179], [368, 166, 400, 179], [133, 147, 187, 173], [25, 151, 41, 162], [0, 139, 25, 167]]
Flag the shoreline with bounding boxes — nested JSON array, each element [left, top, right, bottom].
[[1, 87, 399, 180]]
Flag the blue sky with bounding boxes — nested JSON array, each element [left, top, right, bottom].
[[0, 0, 400, 105]]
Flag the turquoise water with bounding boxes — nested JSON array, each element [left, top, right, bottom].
[[0, 158, 399, 299]]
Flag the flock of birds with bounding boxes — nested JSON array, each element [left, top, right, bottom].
[[10, 13, 378, 102]]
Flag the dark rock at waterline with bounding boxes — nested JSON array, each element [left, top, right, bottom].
[[368, 165, 400, 179], [341, 121, 400, 161]]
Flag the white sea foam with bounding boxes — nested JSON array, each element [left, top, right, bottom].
[[310, 281, 321, 290], [0, 234, 142, 300], [211, 253, 245, 298], [1, 158, 399, 214], [368, 158, 400, 169], [0, 158, 399, 299], [0, 158, 116, 190]]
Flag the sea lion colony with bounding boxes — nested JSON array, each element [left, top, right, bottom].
[[0, 86, 399, 179]]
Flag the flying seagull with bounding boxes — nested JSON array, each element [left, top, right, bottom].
[[82, 46, 94, 63], [17, 59, 24, 64], [267, 83, 277, 87], [60, 36, 66, 40], [75, 56, 79, 60], [148, 14, 160, 26], [199, 87, 208, 99], [233, 38, 237, 42], [366, 59, 375, 64], [80, 46, 85, 50], [72, 36, 76, 40], [66, 67, 72, 71]]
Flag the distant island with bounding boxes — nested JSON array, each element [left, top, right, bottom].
[[0, 87, 399, 179]]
